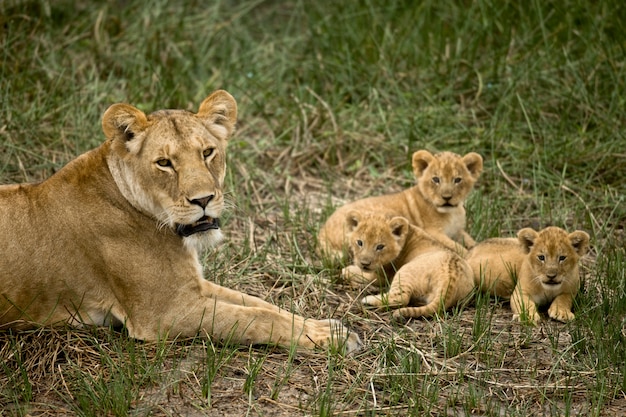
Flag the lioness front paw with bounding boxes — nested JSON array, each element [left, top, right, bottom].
[[304, 319, 362, 354], [548, 305, 575, 323]]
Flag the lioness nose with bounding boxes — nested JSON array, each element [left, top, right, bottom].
[[190, 195, 214, 209]]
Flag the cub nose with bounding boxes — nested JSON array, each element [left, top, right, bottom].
[[546, 272, 557, 280], [189, 195, 214, 209], [360, 260, 371, 269]]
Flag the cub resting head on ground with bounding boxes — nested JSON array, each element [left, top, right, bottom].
[[318, 150, 483, 261], [0, 90, 360, 354], [341, 211, 474, 319], [466, 226, 590, 324]]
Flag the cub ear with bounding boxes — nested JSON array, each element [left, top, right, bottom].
[[517, 228, 538, 253], [412, 150, 434, 178], [102, 103, 149, 154], [346, 210, 362, 231], [568, 230, 590, 257], [197, 90, 238, 140], [462, 152, 484, 179], [388, 216, 409, 244]]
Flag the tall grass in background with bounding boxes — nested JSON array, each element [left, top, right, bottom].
[[1, 0, 625, 415]]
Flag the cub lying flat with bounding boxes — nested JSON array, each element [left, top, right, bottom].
[[342, 211, 474, 319], [318, 150, 483, 260], [466, 226, 590, 324], [0, 90, 360, 354]]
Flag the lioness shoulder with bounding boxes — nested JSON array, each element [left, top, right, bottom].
[[318, 150, 483, 261]]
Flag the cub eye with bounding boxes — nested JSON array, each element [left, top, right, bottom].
[[559, 255, 567, 262], [432, 177, 440, 184], [454, 177, 462, 184], [537, 255, 545, 262], [356, 240, 363, 247], [156, 158, 172, 167], [203, 148, 215, 158], [376, 244, 385, 251]]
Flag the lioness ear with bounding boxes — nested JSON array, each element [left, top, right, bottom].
[[569, 230, 590, 257], [346, 210, 362, 231], [517, 228, 538, 253], [412, 150, 434, 178], [197, 90, 238, 140], [388, 217, 409, 243], [102, 103, 149, 154], [462, 152, 484, 179]]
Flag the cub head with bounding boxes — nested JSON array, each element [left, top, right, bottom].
[[412, 150, 483, 213], [102, 90, 237, 249], [346, 210, 409, 272], [517, 226, 590, 288]]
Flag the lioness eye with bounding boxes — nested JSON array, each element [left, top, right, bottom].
[[432, 177, 440, 184], [538, 255, 545, 262], [376, 244, 385, 251], [156, 158, 172, 167], [203, 148, 214, 158], [356, 240, 363, 247], [559, 255, 567, 262], [454, 177, 462, 184]]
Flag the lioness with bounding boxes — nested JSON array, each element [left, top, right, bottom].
[[0, 90, 361, 353], [343, 212, 474, 319], [318, 150, 483, 260], [467, 227, 590, 324]]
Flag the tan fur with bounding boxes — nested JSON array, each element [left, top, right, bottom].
[[345, 213, 474, 319], [318, 150, 483, 260], [466, 238, 525, 297], [467, 227, 590, 324], [0, 91, 360, 353]]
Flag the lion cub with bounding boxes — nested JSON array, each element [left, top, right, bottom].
[[318, 150, 483, 260], [466, 227, 590, 324], [342, 211, 474, 319]]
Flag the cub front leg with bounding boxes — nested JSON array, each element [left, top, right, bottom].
[[510, 286, 541, 324], [547, 294, 575, 322], [341, 265, 378, 288]]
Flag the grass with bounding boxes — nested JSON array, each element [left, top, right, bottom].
[[1, 0, 625, 415]]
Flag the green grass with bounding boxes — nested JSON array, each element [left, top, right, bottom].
[[1, 0, 626, 415]]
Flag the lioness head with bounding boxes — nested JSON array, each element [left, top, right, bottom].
[[346, 210, 409, 272], [518, 226, 590, 288], [102, 90, 237, 249], [412, 150, 483, 213]]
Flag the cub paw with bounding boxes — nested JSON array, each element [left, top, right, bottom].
[[548, 305, 575, 323], [512, 311, 541, 325], [341, 265, 376, 288]]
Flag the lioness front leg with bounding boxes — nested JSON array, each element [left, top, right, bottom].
[[510, 287, 541, 324], [200, 301, 361, 353], [133, 294, 361, 354], [199, 280, 284, 312], [547, 294, 575, 322]]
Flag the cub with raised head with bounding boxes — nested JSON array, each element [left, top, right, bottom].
[[0, 91, 360, 354], [318, 150, 483, 260], [467, 226, 590, 324], [343, 212, 474, 319]]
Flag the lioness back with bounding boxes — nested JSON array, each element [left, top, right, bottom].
[[318, 150, 483, 260]]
